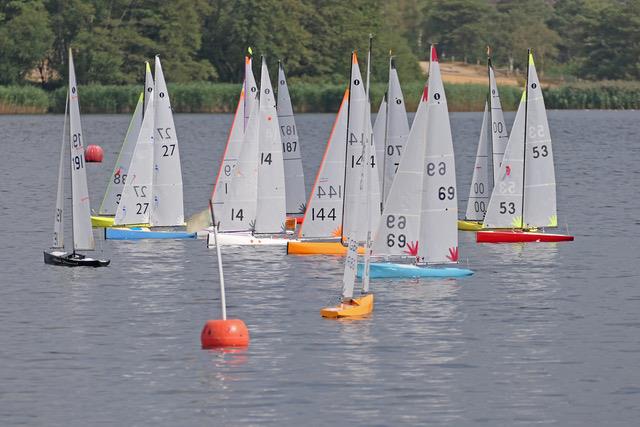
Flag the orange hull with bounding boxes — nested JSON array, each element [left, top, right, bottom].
[[287, 240, 364, 255], [320, 294, 374, 318]]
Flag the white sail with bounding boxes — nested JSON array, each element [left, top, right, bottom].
[[483, 89, 526, 229], [372, 88, 428, 257], [218, 96, 260, 232], [99, 92, 143, 215], [114, 86, 155, 225], [373, 95, 387, 187], [489, 60, 509, 183], [211, 56, 258, 221], [150, 56, 184, 226], [67, 50, 95, 251], [298, 90, 349, 239], [277, 62, 306, 215], [255, 57, 286, 233], [523, 53, 557, 228], [417, 47, 458, 264], [464, 101, 491, 221], [381, 58, 410, 202], [342, 53, 381, 242], [53, 96, 68, 249]]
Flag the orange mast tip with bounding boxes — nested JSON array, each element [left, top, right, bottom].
[[352, 51, 358, 64], [245, 56, 251, 65]]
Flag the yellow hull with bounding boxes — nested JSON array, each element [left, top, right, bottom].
[[287, 241, 364, 255], [90, 215, 148, 228], [321, 294, 374, 318], [458, 220, 484, 231]]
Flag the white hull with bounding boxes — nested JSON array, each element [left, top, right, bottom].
[[206, 231, 291, 246]]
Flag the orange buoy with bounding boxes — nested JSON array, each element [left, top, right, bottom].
[[201, 319, 249, 349], [85, 144, 104, 163]]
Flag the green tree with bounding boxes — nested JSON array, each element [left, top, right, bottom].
[[493, 0, 560, 75], [578, 0, 640, 80], [421, 0, 494, 63], [0, 0, 53, 85]]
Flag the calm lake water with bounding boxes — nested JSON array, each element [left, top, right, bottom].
[[1, 110, 639, 426]]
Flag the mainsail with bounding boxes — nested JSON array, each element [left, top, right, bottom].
[[150, 56, 184, 226], [255, 57, 286, 233], [277, 62, 306, 215], [68, 50, 95, 251], [417, 47, 458, 264], [380, 58, 410, 203]]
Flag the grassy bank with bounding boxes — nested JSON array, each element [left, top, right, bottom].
[[1, 81, 639, 114]]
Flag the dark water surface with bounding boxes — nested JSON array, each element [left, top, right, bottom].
[[1, 110, 639, 426]]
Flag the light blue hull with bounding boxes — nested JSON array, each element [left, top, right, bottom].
[[105, 227, 196, 240], [357, 262, 474, 279]]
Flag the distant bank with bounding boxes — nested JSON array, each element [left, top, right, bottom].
[[1, 81, 639, 114]]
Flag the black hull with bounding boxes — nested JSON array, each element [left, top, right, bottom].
[[43, 251, 110, 267]]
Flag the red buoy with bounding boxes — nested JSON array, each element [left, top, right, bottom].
[[85, 145, 104, 163], [201, 319, 249, 349]]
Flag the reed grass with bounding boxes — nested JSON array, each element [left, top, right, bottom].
[[1, 81, 638, 114]]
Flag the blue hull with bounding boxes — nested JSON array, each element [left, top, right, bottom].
[[105, 227, 196, 240], [357, 262, 474, 279]]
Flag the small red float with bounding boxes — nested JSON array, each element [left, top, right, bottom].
[[85, 145, 104, 163], [201, 319, 249, 348]]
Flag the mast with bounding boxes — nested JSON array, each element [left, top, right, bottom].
[[521, 48, 531, 229], [340, 51, 355, 243], [381, 55, 392, 205], [362, 34, 373, 294]]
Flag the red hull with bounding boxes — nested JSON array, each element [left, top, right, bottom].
[[477, 230, 574, 243]]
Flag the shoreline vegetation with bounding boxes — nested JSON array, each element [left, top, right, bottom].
[[1, 81, 639, 114]]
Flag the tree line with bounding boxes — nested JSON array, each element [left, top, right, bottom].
[[0, 0, 638, 87]]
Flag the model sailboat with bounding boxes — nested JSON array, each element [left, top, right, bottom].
[[477, 50, 574, 243], [277, 61, 306, 219], [459, 55, 509, 231], [321, 40, 377, 319], [92, 62, 154, 228], [44, 49, 109, 267], [106, 56, 193, 239], [363, 46, 473, 279], [206, 56, 289, 246], [287, 51, 381, 255]]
